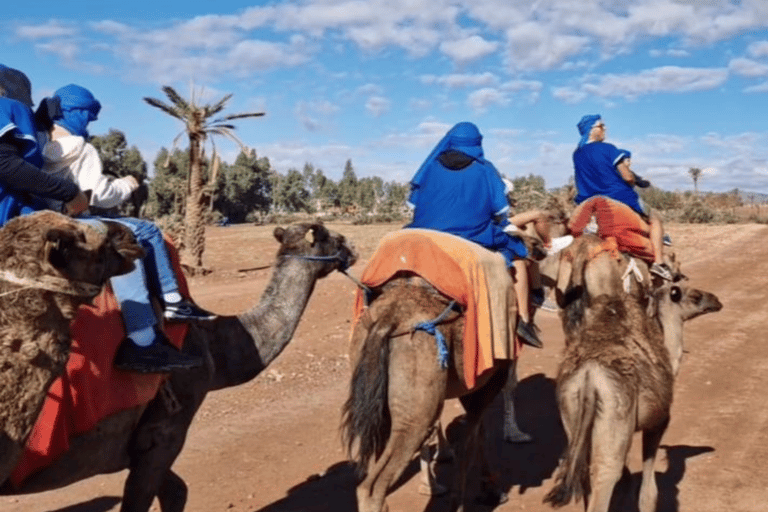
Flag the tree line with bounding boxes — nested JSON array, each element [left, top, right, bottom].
[[88, 129, 410, 225]]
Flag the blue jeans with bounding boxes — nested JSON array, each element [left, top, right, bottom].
[[78, 217, 180, 336]]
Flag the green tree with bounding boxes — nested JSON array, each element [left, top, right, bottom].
[[217, 150, 273, 222], [273, 168, 310, 213], [144, 86, 265, 270], [338, 159, 358, 209], [146, 148, 189, 218], [689, 167, 702, 196]]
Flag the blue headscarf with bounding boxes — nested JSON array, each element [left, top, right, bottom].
[[0, 64, 33, 107], [410, 121, 487, 188], [577, 114, 601, 148], [53, 84, 101, 138]]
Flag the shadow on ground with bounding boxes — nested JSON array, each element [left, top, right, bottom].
[[46, 497, 121, 512]]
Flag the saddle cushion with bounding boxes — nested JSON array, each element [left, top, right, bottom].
[[568, 195, 655, 262], [10, 237, 189, 488], [352, 228, 518, 388]]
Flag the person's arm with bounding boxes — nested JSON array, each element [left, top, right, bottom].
[[0, 138, 81, 203], [76, 143, 139, 208], [616, 158, 635, 185]]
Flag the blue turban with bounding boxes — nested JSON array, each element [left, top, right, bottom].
[[577, 114, 601, 148], [0, 64, 33, 107], [411, 121, 487, 187], [53, 84, 101, 138]]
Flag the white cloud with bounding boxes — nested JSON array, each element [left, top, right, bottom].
[[503, 22, 590, 71], [16, 21, 78, 39], [420, 72, 498, 89], [439, 35, 498, 64], [467, 88, 509, 112], [748, 40, 768, 58], [576, 66, 729, 100], [365, 96, 391, 117], [744, 81, 768, 93], [729, 57, 768, 78]]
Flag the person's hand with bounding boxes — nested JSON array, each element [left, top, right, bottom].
[[120, 175, 140, 192], [63, 191, 89, 216]]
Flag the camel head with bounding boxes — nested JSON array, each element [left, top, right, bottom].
[[0, 212, 144, 304], [651, 282, 722, 375], [273, 222, 357, 277]]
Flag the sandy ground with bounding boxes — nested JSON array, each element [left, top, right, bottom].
[[3, 221, 765, 512]]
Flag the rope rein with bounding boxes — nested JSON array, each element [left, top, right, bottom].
[[0, 270, 101, 298]]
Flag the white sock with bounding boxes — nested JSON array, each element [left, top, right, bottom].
[[130, 326, 155, 347], [164, 292, 183, 304]]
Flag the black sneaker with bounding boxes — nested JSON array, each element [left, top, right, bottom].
[[516, 320, 543, 348], [164, 300, 217, 321], [114, 334, 203, 374], [531, 288, 545, 308]]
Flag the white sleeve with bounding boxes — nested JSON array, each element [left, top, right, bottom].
[[75, 144, 135, 209]]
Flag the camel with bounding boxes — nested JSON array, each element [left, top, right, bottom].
[[544, 281, 722, 512], [342, 273, 515, 512], [0, 211, 143, 485], [0, 221, 357, 512]]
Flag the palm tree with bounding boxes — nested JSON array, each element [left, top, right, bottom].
[[144, 86, 264, 270], [689, 167, 702, 196]]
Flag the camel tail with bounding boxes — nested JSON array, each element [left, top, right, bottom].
[[544, 370, 596, 507], [341, 314, 396, 476]]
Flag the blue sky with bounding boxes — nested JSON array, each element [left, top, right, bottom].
[[4, 0, 768, 193]]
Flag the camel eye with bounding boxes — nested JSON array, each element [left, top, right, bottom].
[[670, 286, 682, 303]]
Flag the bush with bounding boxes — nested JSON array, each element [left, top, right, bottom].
[[677, 199, 715, 224]]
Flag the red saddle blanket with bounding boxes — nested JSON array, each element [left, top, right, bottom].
[[10, 240, 189, 488], [352, 229, 519, 389]]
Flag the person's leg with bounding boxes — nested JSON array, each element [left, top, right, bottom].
[[110, 217, 215, 320], [648, 210, 664, 263], [512, 259, 542, 348]]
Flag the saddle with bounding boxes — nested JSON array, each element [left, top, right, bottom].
[[10, 238, 188, 488]]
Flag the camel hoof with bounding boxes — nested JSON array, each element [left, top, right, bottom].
[[418, 482, 449, 496], [475, 488, 508, 506]]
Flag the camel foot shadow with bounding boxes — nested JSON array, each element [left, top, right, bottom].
[[610, 444, 715, 512], [46, 496, 121, 512], [254, 461, 361, 512]]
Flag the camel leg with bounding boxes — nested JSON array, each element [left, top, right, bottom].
[[502, 360, 532, 443], [586, 405, 635, 512], [638, 419, 669, 512], [357, 333, 446, 512], [453, 362, 510, 512], [157, 470, 188, 512], [418, 425, 449, 496]]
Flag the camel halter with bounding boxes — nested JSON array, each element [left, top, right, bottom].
[[0, 270, 101, 298]]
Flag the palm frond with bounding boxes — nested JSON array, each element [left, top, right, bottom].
[[143, 97, 184, 120], [163, 85, 190, 111], [213, 112, 265, 123], [208, 127, 248, 152], [205, 94, 234, 117], [208, 123, 237, 131]]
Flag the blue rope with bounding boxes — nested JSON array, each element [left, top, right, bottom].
[[413, 300, 458, 370]]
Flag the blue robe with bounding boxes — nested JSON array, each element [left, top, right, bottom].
[[573, 141, 645, 215]]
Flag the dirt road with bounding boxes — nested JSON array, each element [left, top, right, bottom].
[[3, 222, 763, 512]]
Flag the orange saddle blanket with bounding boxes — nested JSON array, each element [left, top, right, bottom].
[[10, 239, 189, 488], [352, 229, 518, 389], [568, 195, 655, 262]]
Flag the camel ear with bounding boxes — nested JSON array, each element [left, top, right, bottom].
[[310, 223, 328, 243], [45, 228, 81, 273], [273, 227, 286, 243], [104, 221, 145, 276]]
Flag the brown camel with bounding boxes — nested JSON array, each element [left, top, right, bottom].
[[0, 221, 357, 512], [544, 282, 722, 512], [0, 211, 143, 485], [342, 274, 514, 512]]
